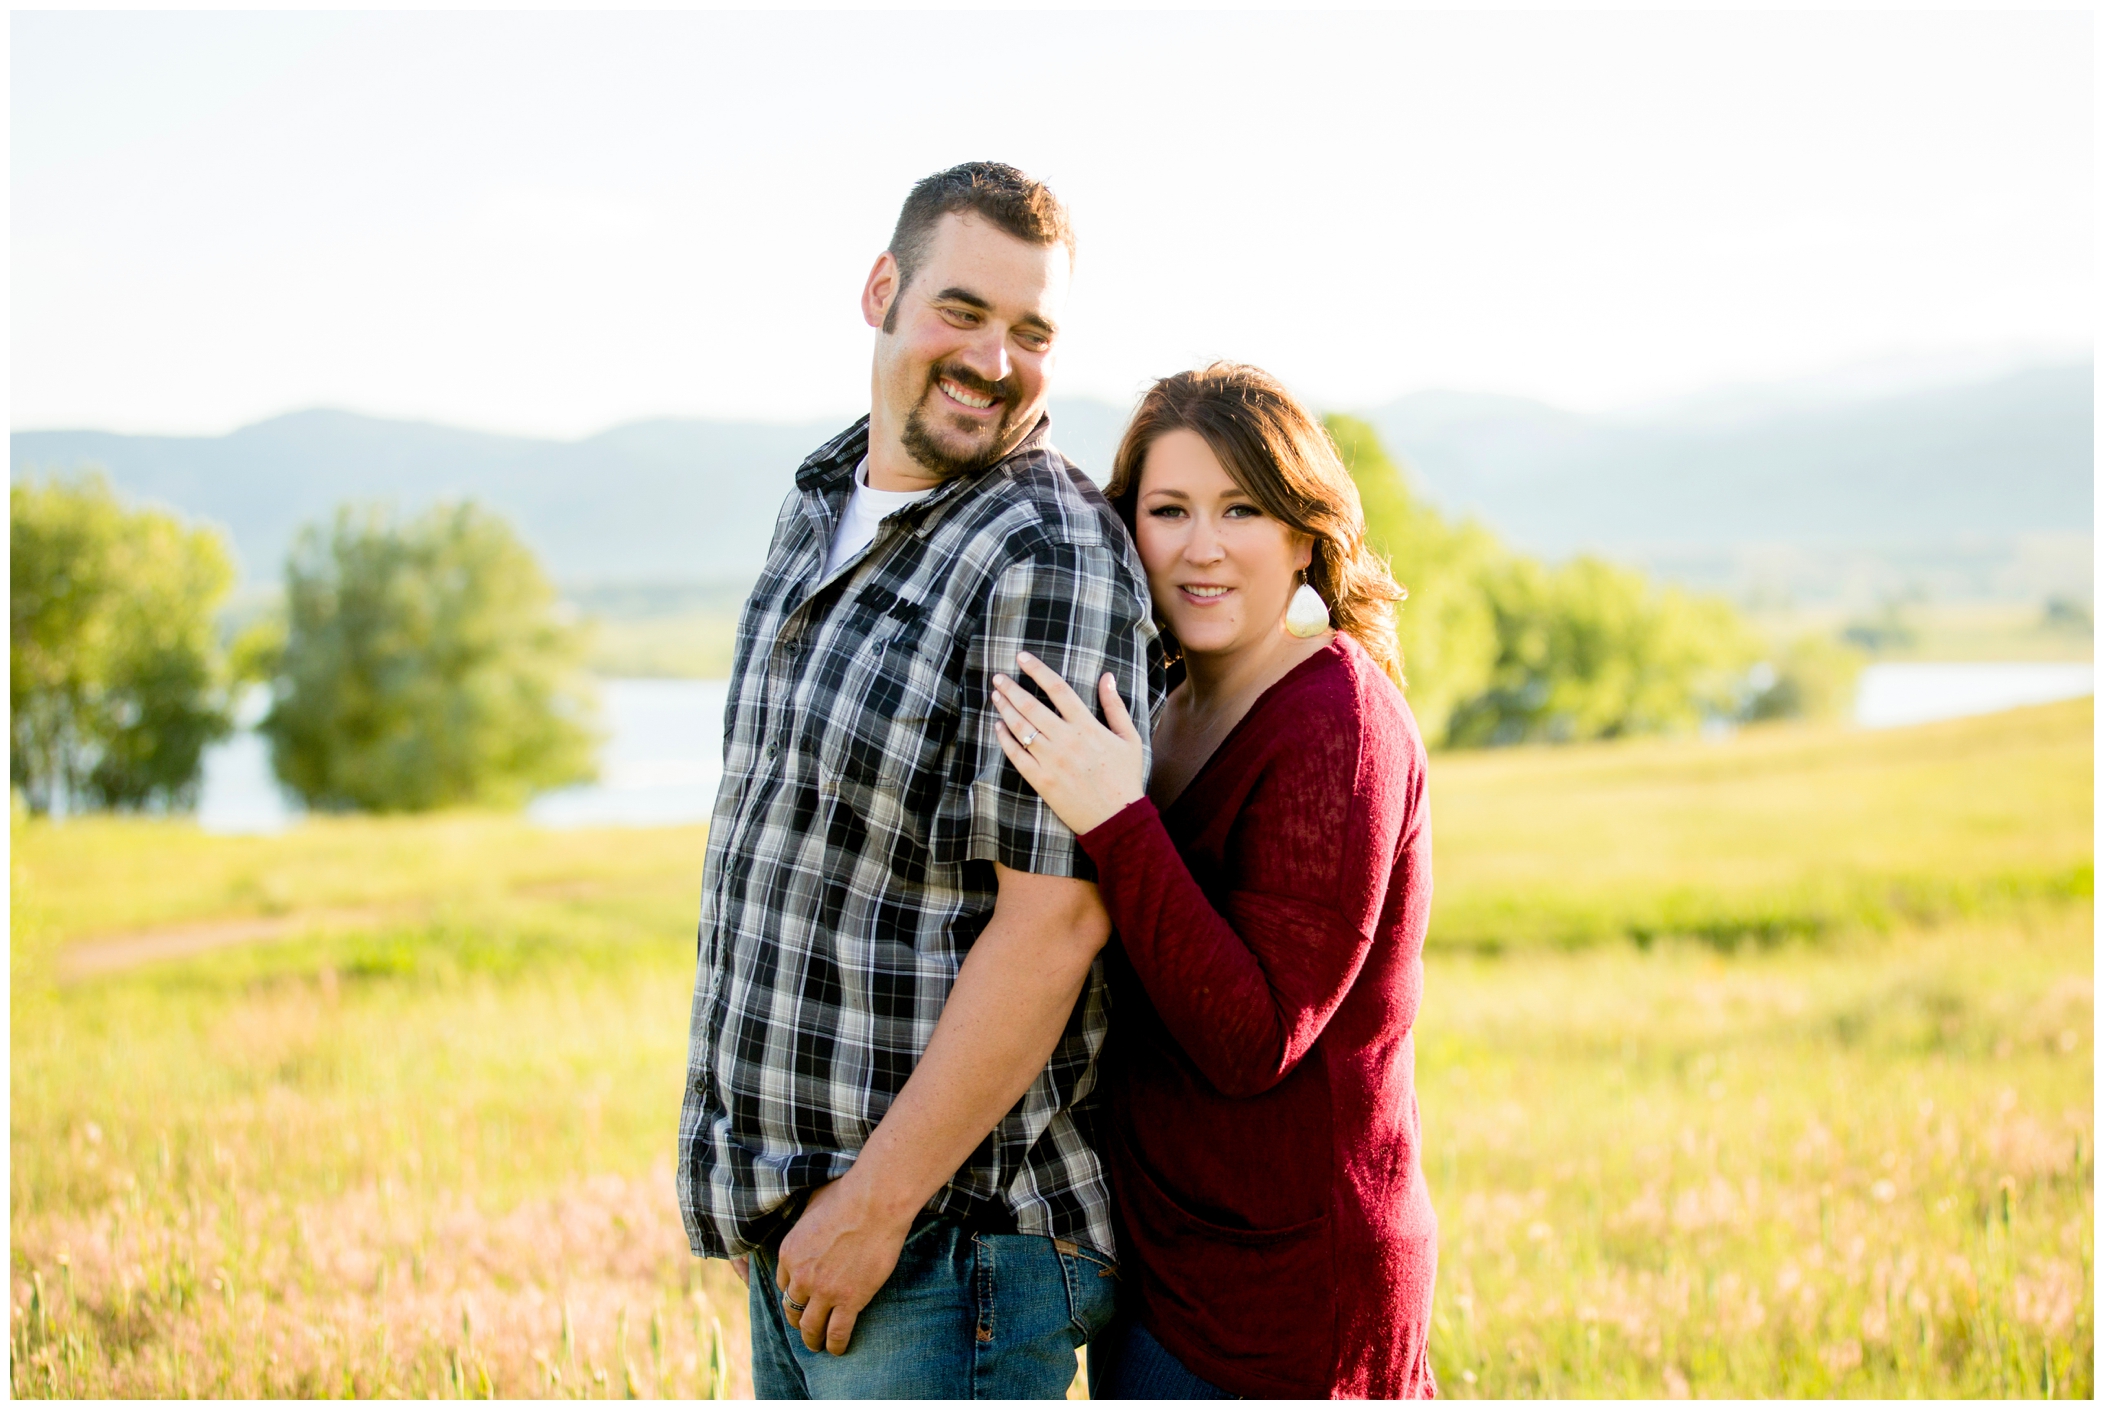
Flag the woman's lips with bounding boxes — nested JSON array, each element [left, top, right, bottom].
[[1177, 584, 1233, 605]]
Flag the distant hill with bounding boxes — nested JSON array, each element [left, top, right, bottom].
[[7, 402, 1129, 587], [11, 362, 2090, 605], [1362, 362, 2092, 554], [1361, 362, 2092, 603]]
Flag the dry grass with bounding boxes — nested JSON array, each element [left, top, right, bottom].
[[1428, 698, 2091, 951], [12, 1165, 746, 1398], [9, 701, 2092, 1398], [1420, 914, 2092, 1397]]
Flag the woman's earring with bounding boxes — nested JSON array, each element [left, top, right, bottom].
[[1286, 575, 1332, 638]]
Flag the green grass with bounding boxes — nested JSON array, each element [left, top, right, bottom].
[[583, 611, 739, 679], [1421, 914, 2092, 1396], [10, 818, 733, 1398], [9, 701, 2092, 1397], [1746, 602, 2094, 664], [1429, 699, 2091, 952]]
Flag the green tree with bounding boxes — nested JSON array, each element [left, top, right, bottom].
[[11, 474, 236, 814], [1744, 634, 1865, 724], [1446, 555, 1759, 747], [261, 502, 598, 812], [1323, 415, 1765, 748], [1324, 414, 1500, 744]]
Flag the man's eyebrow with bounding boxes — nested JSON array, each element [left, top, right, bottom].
[[932, 286, 1059, 338]]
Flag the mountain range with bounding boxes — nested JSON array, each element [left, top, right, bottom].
[[11, 362, 2091, 605]]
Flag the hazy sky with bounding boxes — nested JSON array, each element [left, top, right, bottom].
[[12, 10, 2093, 438]]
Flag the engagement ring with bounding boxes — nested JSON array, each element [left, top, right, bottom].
[[1018, 727, 1038, 747]]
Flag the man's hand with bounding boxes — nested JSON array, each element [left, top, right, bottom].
[[774, 1175, 915, 1355], [729, 1255, 750, 1287], [764, 866, 1106, 1358]]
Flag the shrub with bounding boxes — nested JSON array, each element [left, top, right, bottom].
[[10, 474, 236, 814], [1326, 415, 1759, 748], [260, 502, 598, 812]]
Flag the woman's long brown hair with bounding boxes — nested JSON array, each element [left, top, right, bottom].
[[1105, 363, 1406, 690]]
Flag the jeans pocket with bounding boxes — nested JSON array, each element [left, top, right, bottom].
[[1053, 1238, 1120, 1341]]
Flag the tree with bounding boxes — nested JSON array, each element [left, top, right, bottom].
[[1323, 416, 1766, 748], [11, 474, 236, 814], [1444, 555, 1758, 746], [260, 502, 598, 812], [1743, 634, 1865, 724], [1325, 414, 1500, 744]]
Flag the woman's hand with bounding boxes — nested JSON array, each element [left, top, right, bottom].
[[992, 652, 1147, 838]]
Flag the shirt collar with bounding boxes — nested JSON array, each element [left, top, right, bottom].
[[794, 411, 1054, 504]]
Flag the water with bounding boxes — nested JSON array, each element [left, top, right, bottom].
[[198, 679, 731, 835], [1854, 661, 2093, 730], [195, 664, 2091, 833], [526, 679, 731, 828]]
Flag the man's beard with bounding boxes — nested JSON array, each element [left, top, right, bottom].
[[900, 363, 1028, 481]]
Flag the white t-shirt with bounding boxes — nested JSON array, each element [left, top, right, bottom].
[[824, 456, 936, 577]]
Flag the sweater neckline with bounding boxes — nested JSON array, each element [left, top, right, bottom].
[[1158, 633, 1354, 817]]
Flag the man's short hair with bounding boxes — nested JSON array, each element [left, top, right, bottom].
[[884, 162, 1074, 333]]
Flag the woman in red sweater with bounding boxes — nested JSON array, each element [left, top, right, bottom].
[[991, 364, 1438, 1399]]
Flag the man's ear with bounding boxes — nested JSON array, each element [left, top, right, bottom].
[[862, 251, 900, 331]]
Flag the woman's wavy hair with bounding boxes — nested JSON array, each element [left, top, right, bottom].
[[1105, 363, 1406, 690]]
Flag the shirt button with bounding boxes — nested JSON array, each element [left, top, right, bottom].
[[766, 742, 778, 760]]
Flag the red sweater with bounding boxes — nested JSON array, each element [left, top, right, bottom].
[[1079, 634, 1438, 1399]]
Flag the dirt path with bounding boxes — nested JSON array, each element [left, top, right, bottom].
[[58, 908, 395, 982]]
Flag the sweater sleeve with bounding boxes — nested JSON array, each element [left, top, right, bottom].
[[1079, 688, 1410, 1098]]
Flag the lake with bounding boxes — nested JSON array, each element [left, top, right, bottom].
[[195, 662, 2092, 834]]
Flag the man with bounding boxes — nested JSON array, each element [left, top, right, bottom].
[[676, 162, 1162, 1399]]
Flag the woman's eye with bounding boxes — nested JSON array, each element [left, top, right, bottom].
[[1224, 504, 1261, 519], [1148, 505, 1186, 519]]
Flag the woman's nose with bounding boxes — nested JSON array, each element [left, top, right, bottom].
[[1184, 518, 1225, 564]]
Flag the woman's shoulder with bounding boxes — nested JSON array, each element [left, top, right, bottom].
[[1230, 635, 1425, 856], [1263, 635, 1426, 761]]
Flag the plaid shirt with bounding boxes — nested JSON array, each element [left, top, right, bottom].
[[678, 413, 1163, 1261]]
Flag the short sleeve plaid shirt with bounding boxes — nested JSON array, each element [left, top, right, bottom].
[[678, 413, 1165, 1261]]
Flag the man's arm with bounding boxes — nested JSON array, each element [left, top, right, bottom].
[[771, 863, 1109, 1355]]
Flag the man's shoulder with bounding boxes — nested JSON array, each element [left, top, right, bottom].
[[969, 440, 1129, 562], [793, 417, 871, 491]]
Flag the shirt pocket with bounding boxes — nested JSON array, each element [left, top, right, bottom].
[[815, 616, 960, 822]]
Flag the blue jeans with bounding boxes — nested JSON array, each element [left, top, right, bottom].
[[1090, 1316, 1237, 1400], [747, 1215, 1118, 1398]]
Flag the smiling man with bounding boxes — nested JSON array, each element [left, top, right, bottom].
[[676, 163, 1163, 1398]]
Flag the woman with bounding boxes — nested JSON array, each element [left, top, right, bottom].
[[990, 364, 1438, 1399]]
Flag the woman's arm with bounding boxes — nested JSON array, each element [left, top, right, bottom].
[[992, 653, 1412, 1098], [1080, 756, 1393, 1098]]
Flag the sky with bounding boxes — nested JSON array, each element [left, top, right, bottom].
[[11, 9, 2094, 439]]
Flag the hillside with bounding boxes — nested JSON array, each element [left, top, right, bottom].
[[12, 362, 2090, 602], [9, 402, 1132, 587], [1365, 362, 2092, 601]]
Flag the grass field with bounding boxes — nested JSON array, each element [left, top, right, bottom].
[[1744, 601, 2093, 664], [583, 598, 2097, 682], [9, 699, 2092, 1397]]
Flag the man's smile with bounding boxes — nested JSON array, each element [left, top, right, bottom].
[[937, 376, 1000, 412]]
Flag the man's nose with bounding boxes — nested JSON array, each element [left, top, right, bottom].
[[955, 329, 1011, 387]]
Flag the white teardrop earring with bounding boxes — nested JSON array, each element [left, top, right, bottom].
[[1285, 574, 1331, 638]]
